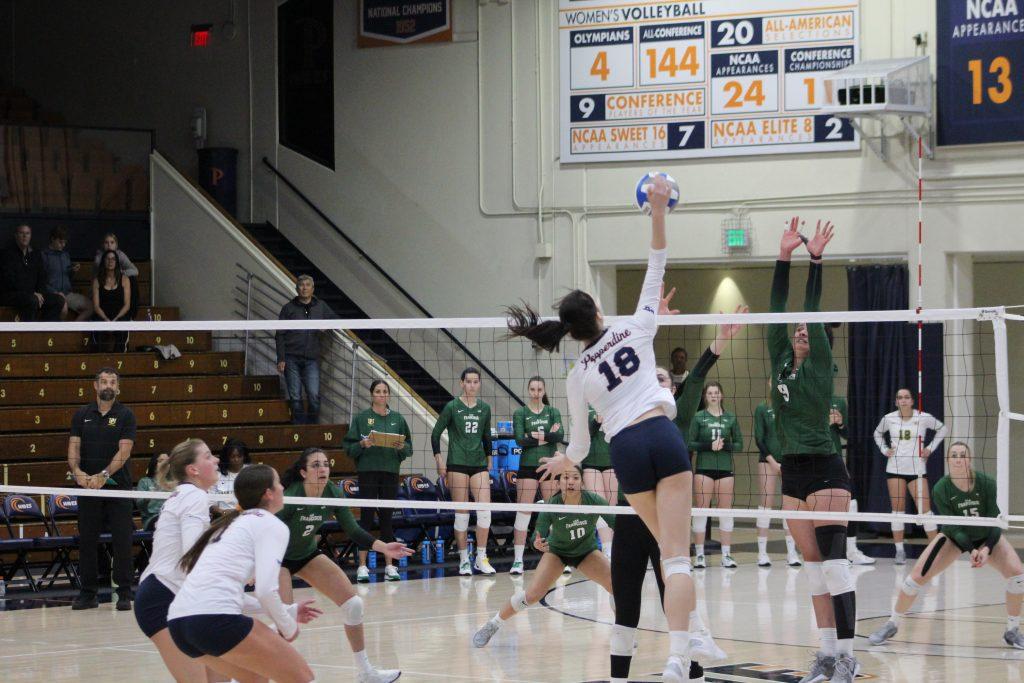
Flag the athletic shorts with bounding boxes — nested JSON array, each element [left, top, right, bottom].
[[610, 416, 691, 495], [583, 464, 613, 473], [887, 473, 923, 484], [446, 464, 487, 478], [695, 469, 734, 481], [168, 614, 254, 659], [781, 454, 852, 501], [517, 466, 539, 480], [946, 533, 988, 554], [134, 574, 175, 638], [553, 550, 594, 568], [281, 549, 323, 575]]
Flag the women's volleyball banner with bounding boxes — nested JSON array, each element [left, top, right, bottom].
[[559, 0, 860, 162]]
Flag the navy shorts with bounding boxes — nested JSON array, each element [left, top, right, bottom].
[[695, 469, 734, 481], [134, 574, 175, 638], [781, 454, 852, 501], [609, 416, 691, 495], [446, 464, 487, 478], [887, 473, 923, 484], [168, 614, 254, 658], [281, 549, 324, 575]]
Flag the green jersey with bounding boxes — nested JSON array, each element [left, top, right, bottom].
[[688, 409, 742, 473], [535, 490, 609, 557], [582, 407, 611, 469], [343, 407, 413, 473], [277, 481, 374, 561], [673, 347, 719, 442], [767, 260, 834, 456], [513, 404, 563, 467], [933, 472, 1001, 551], [829, 396, 848, 457], [431, 398, 492, 467], [753, 402, 782, 461]]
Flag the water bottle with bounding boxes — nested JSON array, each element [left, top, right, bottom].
[[367, 551, 377, 569], [398, 554, 408, 568], [467, 538, 475, 558], [434, 538, 445, 563], [421, 541, 431, 565]]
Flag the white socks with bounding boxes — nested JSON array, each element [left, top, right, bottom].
[[477, 547, 486, 559], [513, 545, 525, 563], [819, 627, 837, 656], [695, 544, 705, 557], [757, 536, 768, 554], [837, 639, 854, 657], [689, 609, 705, 633], [891, 609, 905, 627], [785, 535, 796, 555], [353, 650, 372, 674], [846, 536, 857, 554], [1007, 615, 1020, 630], [722, 545, 731, 556], [459, 548, 469, 564], [669, 631, 691, 658], [895, 541, 905, 553]]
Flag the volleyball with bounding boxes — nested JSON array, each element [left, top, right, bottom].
[[634, 172, 680, 215]]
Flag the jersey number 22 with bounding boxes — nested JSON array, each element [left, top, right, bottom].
[[598, 347, 640, 391]]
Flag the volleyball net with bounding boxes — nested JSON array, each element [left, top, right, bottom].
[[0, 306, 1019, 538]]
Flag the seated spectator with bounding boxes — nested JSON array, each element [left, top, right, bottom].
[[91, 249, 131, 352], [93, 232, 139, 320], [41, 226, 92, 321], [136, 452, 169, 530], [0, 224, 63, 321], [210, 438, 250, 514]]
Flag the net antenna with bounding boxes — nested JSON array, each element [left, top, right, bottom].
[[820, 56, 934, 161]]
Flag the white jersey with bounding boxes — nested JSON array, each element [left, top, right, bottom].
[[565, 248, 676, 464], [873, 410, 948, 476], [140, 483, 209, 593], [168, 509, 298, 639], [211, 469, 240, 511]]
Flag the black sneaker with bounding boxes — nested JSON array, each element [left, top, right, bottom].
[[116, 593, 132, 611], [72, 593, 99, 610]]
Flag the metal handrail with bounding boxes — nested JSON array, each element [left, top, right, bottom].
[[261, 156, 523, 408]]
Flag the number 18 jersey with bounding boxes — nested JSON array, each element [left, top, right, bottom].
[[565, 248, 676, 464]]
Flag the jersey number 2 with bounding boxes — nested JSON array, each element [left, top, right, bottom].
[[598, 347, 640, 391]]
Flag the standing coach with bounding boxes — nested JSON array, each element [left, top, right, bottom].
[[68, 367, 137, 611]]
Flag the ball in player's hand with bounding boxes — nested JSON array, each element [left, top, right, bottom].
[[635, 172, 680, 215]]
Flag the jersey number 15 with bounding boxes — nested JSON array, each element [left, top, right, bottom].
[[598, 347, 641, 391]]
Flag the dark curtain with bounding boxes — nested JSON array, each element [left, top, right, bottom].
[[846, 265, 944, 531]]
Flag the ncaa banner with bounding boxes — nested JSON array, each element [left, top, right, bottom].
[[358, 0, 452, 47]]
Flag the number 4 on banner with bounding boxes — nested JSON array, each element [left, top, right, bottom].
[[590, 51, 609, 81]]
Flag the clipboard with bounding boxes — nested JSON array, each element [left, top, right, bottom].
[[368, 430, 406, 449]]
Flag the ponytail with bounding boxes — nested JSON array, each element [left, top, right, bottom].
[[156, 438, 207, 490], [179, 464, 277, 573], [506, 291, 600, 353]]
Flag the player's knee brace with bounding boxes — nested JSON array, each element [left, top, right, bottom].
[[691, 515, 708, 535], [514, 511, 531, 532], [814, 524, 847, 560], [510, 589, 529, 612], [756, 507, 771, 530], [454, 512, 470, 532], [922, 511, 938, 533], [822, 559, 855, 596], [340, 595, 364, 626], [719, 515, 734, 533], [901, 574, 923, 597], [891, 520, 905, 534], [610, 624, 636, 656], [803, 561, 829, 596], [662, 555, 692, 579], [476, 510, 491, 530], [1008, 573, 1024, 595]]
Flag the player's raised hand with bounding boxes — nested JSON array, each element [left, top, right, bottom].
[[780, 216, 805, 257], [537, 452, 572, 482], [648, 175, 671, 214], [659, 283, 679, 315], [806, 219, 835, 258]]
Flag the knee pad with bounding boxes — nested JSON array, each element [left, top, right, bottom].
[[692, 515, 708, 535], [822, 559, 855, 596], [922, 511, 938, 533], [476, 510, 491, 530], [756, 507, 771, 530], [340, 595, 364, 626], [891, 520, 905, 534], [901, 574, 923, 597], [610, 624, 636, 656], [510, 589, 529, 612], [848, 498, 858, 514], [454, 512, 470, 532], [514, 511, 531, 532], [719, 515, 734, 533], [803, 561, 828, 596], [1008, 573, 1024, 595], [814, 524, 847, 560], [662, 555, 692, 579]]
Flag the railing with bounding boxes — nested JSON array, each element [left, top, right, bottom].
[[261, 156, 524, 409]]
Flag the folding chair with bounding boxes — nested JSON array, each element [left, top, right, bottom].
[[43, 494, 81, 589], [0, 497, 38, 592]]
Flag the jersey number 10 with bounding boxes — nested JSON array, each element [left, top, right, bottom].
[[598, 347, 641, 391]]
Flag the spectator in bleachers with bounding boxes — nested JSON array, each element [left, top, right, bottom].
[[136, 452, 169, 530], [275, 274, 336, 424], [210, 439, 250, 515], [93, 232, 139, 320], [68, 367, 137, 611], [668, 346, 688, 395], [91, 249, 131, 352], [41, 226, 92, 321], [0, 223, 63, 321]]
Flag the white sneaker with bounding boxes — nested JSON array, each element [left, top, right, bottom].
[[894, 547, 907, 565], [688, 633, 727, 663], [829, 654, 860, 683], [662, 655, 690, 683], [757, 553, 772, 567], [694, 554, 707, 569], [474, 555, 496, 575], [720, 555, 738, 569], [473, 620, 500, 648], [868, 620, 898, 645], [797, 652, 835, 683], [384, 565, 400, 581], [357, 667, 401, 683], [1004, 626, 1024, 649], [787, 551, 803, 567], [509, 560, 524, 575], [562, 564, 573, 575], [459, 560, 473, 575], [849, 548, 876, 565], [356, 565, 370, 583]]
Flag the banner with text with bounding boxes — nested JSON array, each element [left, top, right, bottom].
[[358, 0, 451, 47]]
